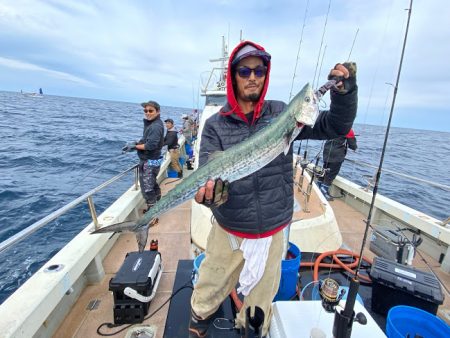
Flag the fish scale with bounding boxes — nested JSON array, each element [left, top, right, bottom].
[[92, 83, 317, 252]]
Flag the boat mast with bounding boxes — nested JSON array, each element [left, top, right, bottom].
[[333, 1, 414, 337]]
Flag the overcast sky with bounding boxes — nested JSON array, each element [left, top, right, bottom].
[[1, 0, 449, 132]]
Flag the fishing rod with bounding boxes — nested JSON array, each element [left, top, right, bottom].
[[289, 0, 310, 101], [332, 1, 414, 337]]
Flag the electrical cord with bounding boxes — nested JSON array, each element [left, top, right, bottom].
[[96, 280, 193, 336]]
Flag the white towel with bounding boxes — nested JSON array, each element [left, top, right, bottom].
[[237, 236, 272, 296]]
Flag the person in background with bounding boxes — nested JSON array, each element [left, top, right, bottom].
[[182, 113, 195, 169], [122, 100, 164, 210], [188, 40, 357, 337], [318, 129, 358, 200], [163, 118, 183, 178], [181, 113, 194, 145]]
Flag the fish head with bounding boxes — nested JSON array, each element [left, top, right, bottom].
[[290, 83, 318, 127]]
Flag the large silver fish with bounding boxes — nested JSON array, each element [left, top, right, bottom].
[[92, 83, 318, 252]]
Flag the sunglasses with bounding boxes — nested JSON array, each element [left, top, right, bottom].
[[236, 65, 267, 78], [143, 109, 155, 113]]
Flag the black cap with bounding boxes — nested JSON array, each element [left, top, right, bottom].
[[141, 100, 160, 111], [164, 118, 174, 124]]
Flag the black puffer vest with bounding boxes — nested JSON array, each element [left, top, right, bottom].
[[199, 87, 358, 236]]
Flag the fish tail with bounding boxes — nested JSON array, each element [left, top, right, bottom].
[[91, 221, 138, 234]]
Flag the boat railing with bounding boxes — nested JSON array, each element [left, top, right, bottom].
[[345, 158, 450, 192], [201, 66, 227, 95], [0, 164, 139, 254]]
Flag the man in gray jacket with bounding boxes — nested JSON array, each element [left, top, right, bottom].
[[189, 41, 358, 337], [123, 100, 164, 210]]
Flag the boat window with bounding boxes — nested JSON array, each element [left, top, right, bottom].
[[205, 95, 227, 107]]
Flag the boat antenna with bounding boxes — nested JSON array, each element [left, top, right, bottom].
[[333, 1, 414, 337], [288, 0, 310, 101]]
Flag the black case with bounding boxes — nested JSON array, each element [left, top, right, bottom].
[[109, 251, 161, 324], [370, 225, 412, 264], [370, 257, 444, 315]]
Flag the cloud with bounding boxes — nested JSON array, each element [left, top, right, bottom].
[[0, 56, 95, 86], [0, 0, 449, 130]]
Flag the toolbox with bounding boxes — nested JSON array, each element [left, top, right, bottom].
[[370, 225, 414, 265], [109, 250, 162, 324], [370, 257, 444, 315]]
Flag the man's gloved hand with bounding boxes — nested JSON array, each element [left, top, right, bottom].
[[194, 178, 229, 208], [122, 141, 138, 153], [328, 62, 357, 94]]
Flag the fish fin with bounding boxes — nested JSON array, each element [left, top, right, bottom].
[[284, 127, 302, 155], [91, 221, 138, 234], [207, 151, 224, 161], [136, 228, 149, 253]]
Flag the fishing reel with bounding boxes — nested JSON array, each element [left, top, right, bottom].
[[319, 278, 345, 312]]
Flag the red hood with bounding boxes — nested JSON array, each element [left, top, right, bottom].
[[346, 129, 355, 138], [220, 40, 271, 125]]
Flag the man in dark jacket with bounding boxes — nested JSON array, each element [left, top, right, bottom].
[[189, 41, 358, 337], [163, 118, 182, 178], [319, 129, 358, 200], [123, 100, 164, 210]]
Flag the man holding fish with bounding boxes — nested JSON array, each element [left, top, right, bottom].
[[189, 41, 358, 337]]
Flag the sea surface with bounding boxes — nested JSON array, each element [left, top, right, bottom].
[[0, 90, 449, 304]]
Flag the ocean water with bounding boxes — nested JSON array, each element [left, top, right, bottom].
[[0, 90, 449, 304]]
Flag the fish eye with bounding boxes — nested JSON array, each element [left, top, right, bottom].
[[305, 96, 311, 103]]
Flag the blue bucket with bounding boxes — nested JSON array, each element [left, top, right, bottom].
[[167, 170, 178, 178], [185, 143, 193, 158], [192, 253, 205, 285], [274, 242, 301, 301], [386, 305, 450, 338]]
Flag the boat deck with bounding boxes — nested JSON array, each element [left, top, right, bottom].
[[329, 197, 450, 325], [54, 179, 450, 337], [54, 177, 192, 338]]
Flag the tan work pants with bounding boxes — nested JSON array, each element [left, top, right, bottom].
[[169, 148, 182, 173], [191, 221, 283, 335]]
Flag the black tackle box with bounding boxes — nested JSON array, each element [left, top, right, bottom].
[[370, 225, 413, 264], [370, 256, 444, 315], [109, 250, 162, 324]]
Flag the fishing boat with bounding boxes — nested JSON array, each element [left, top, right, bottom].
[[21, 88, 44, 97], [1, 12, 449, 338]]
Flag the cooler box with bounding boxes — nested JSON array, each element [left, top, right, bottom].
[[370, 225, 413, 264], [370, 257, 444, 315], [109, 251, 162, 324]]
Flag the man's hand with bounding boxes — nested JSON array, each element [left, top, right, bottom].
[[122, 141, 138, 153], [328, 62, 357, 94], [194, 178, 229, 208]]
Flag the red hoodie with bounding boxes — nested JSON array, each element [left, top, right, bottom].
[[220, 40, 271, 125]]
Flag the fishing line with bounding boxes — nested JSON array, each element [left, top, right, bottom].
[[73, 152, 126, 188], [96, 281, 193, 336], [288, 0, 311, 101]]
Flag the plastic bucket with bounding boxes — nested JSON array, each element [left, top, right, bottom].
[[274, 242, 301, 301], [185, 143, 193, 157], [386, 305, 450, 338], [192, 253, 205, 285], [167, 170, 178, 178]]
